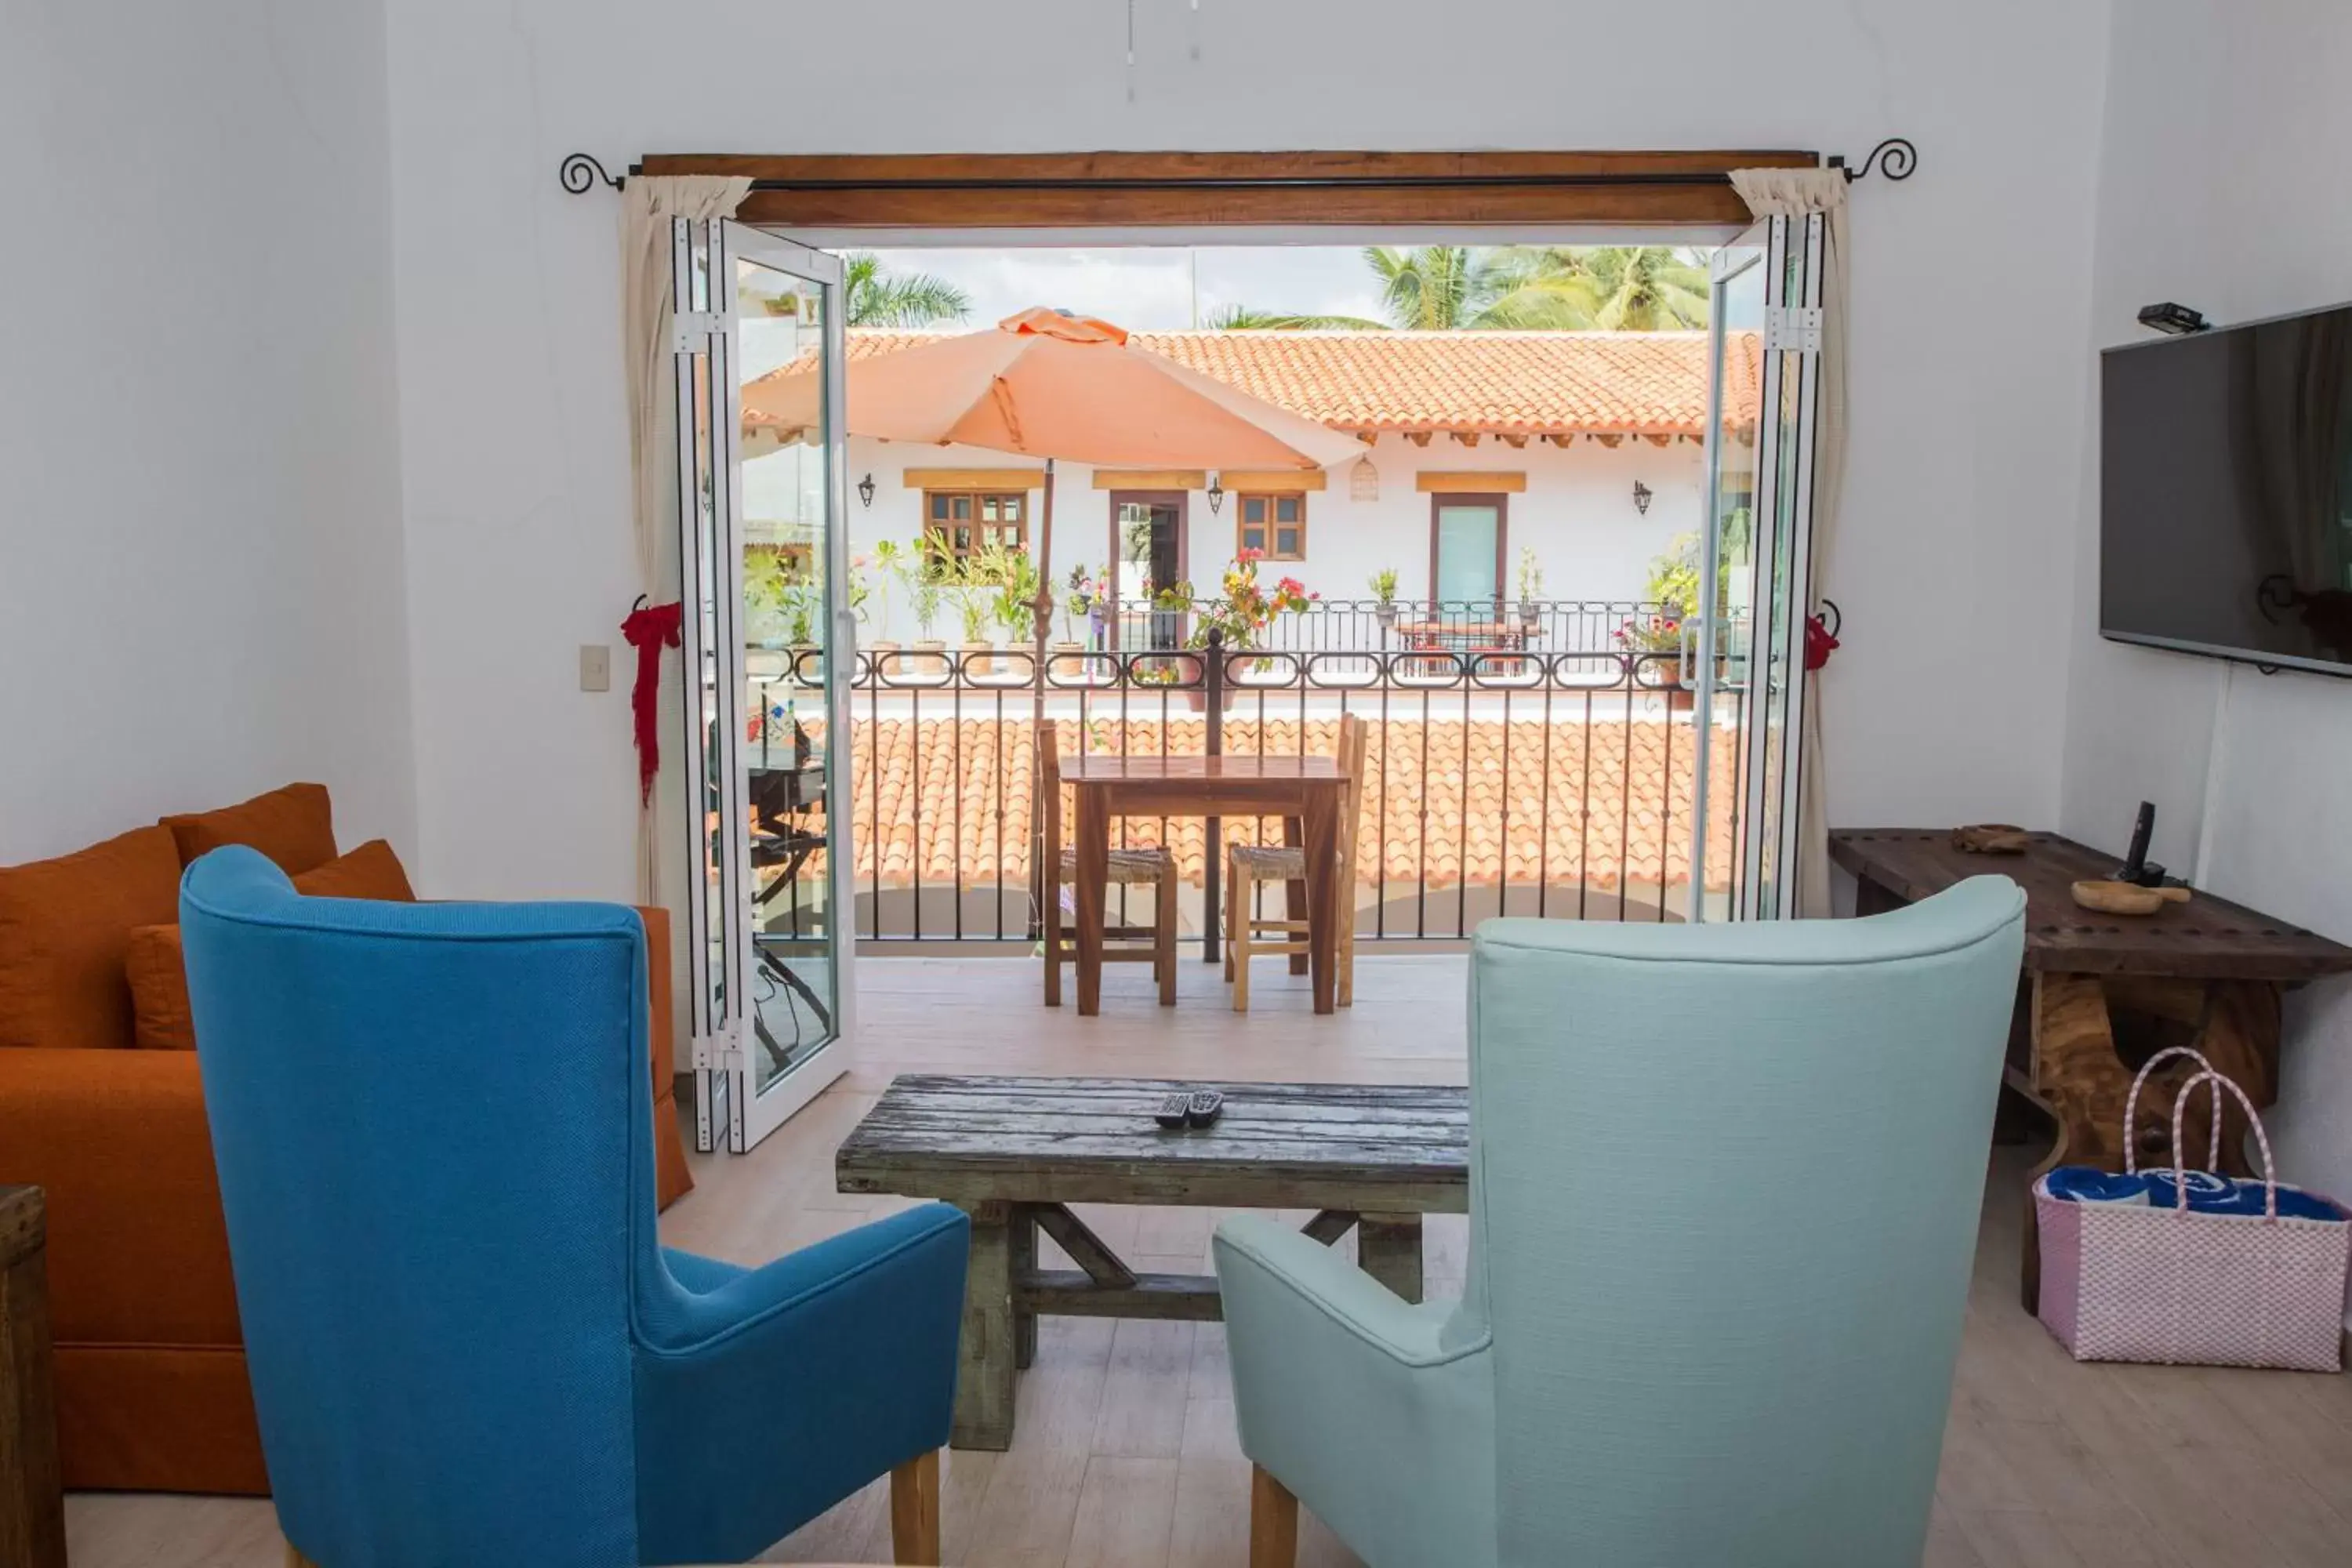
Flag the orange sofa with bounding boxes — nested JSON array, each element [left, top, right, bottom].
[[0, 784, 693, 1494]]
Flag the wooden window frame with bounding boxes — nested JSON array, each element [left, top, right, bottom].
[[633, 150, 1819, 230], [1236, 492, 1307, 562], [1427, 492, 1509, 610], [922, 488, 1029, 565]]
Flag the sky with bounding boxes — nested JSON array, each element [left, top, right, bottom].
[[862, 245, 1392, 331]]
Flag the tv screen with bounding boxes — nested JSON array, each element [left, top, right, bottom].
[[2101, 303, 2352, 676]]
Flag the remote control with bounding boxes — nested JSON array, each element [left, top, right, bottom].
[[1187, 1090, 1224, 1128], [1154, 1093, 1192, 1130]]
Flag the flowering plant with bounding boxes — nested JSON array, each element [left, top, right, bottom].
[[1613, 612, 1684, 656], [1167, 549, 1316, 652]]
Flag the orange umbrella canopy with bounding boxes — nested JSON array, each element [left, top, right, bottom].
[[740, 307, 1364, 470]]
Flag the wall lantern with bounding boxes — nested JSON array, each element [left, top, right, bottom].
[[857, 473, 877, 508], [1206, 473, 1225, 514], [1632, 481, 1653, 516]]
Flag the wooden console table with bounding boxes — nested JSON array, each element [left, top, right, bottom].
[[1830, 830, 2352, 1312], [837, 1075, 1468, 1450], [0, 1187, 64, 1568]]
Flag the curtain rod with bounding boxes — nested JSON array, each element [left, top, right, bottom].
[[560, 140, 1916, 197]]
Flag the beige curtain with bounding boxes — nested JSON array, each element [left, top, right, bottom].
[[620, 175, 750, 902], [1730, 167, 1848, 917]]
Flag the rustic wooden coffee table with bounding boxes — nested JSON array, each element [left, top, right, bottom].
[[1, 1186, 64, 1568], [836, 1075, 1469, 1450]]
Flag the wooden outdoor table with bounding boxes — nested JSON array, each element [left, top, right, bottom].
[[1063, 754, 1348, 1014], [1831, 829, 2352, 1313], [0, 1187, 63, 1568], [837, 1075, 1469, 1451]]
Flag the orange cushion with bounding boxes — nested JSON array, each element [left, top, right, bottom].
[[0, 826, 183, 1051], [160, 782, 336, 874], [122, 840, 416, 1051], [124, 924, 195, 1051], [292, 838, 415, 902]]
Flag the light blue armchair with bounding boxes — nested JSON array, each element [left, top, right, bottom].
[[1214, 877, 2026, 1567], [177, 847, 967, 1568]]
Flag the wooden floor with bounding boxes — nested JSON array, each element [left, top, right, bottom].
[[66, 953, 2352, 1567]]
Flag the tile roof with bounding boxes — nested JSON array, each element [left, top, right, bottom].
[[826, 328, 1759, 439], [790, 716, 1732, 902]]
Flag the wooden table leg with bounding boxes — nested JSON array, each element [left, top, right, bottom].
[[0, 1189, 64, 1568], [952, 1200, 1016, 1451], [1302, 792, 1340, 1014], [1282, 815, 1309, 976], [1074, 788, 1109, 1017], [1356, 1213, 1423, 1305], [1011, 1205, 1038, 1370]]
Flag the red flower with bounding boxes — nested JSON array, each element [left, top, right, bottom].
[[1236, 546, 1265, 563]]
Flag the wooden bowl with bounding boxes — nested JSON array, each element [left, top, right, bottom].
[[1952, 823, 2031, 855], [2071, 879, 2191, 916]]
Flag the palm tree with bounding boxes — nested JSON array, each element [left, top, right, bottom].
[[843, 252, 971, 328], [1490, 246, 1711, 330], [1211, 245, 1711, 332], [1203, 303, 1385, 330]]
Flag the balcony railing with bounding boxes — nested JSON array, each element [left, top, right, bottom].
[[753, 601, 1740, 951]]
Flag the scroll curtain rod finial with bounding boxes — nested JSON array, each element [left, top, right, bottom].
[[560, 153, 625, 194], [1828, 138, 1918, 183]]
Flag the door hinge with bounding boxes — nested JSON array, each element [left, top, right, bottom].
[[1765, 307, 1824, 354], [689, 1030, 723, 1071], [720, 1046, 750, 1074], [672, 309, 731, 351]]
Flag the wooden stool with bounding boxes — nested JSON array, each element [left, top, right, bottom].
[[1226, 714, 1365, 1012], [1038, 722, 1178, 1007]]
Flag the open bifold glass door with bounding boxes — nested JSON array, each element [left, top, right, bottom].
[[1686, 212, 1825, 921], [670, 220, 854, 1153]]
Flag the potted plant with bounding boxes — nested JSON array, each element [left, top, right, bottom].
[[956, 570, 996, 680], [1058, 563, 1100, 682], [990, 545, 1042, 679], [1178, 550, 1316, 710], [1368, 567, 1400, 631], [1515, 546, 1544, 634], [1624, 530, 1728, 709], [906, 553, 949, 681], [866, 539, 904, 677]]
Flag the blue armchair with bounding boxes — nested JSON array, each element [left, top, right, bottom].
[[1214, 877, 2027, 1567], [177, 847, 967, 1568]]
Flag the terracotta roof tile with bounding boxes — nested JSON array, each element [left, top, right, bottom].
[[787, 716, 1733, 902], [817, 328, 1759, 439]]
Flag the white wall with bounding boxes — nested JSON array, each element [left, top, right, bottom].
[[2060, 1, 2352, 1218], [383, 0, 2114, 901], [827, 435, 1700, 631], [0, 0, 415, 865]]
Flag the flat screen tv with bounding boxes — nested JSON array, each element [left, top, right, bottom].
[[2102, 302, 2352, 677]]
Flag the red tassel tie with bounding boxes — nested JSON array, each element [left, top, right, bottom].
[[621, 600, 682, 806]]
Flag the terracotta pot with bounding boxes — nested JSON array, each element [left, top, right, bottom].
[[958, 641, 996, 679], [909, 638, 949, 679], [867, 640, 901, 681]]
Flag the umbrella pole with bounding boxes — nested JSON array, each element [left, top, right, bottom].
[[1031, 457, 1055, 947]]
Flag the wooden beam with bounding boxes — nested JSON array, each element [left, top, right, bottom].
[[1032, 1204, 1137, 1290], [1301, 1210, 1359, 1245], [641, 150, 1820, 230], [1218, 470, 1327, 492], [1542, 434, 1575, 447], [1591, 434, 1624, 448], [1403, 431, 1432, 448], [1451, 432, 1481, 447], [902, 466, 1048, 490], [1497, 433, 1528, 448], [1415, 471, 1526, 494], [1642, 433, 1673, 447], [1094, 469, 1208, 491], [1016, 1269, 1225, 1321]]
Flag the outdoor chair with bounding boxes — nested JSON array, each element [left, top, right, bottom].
[[1038, 719, 1178, 1007], [1225, 713, 1367, 1011], [178, 848, 967, 1567], [1214, 877, 2027, 1566]]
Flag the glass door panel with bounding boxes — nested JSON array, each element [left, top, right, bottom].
[[1686, 214, 1821, 921], [672, 219, 851, 1154], [1432, 500, 1503, 606]]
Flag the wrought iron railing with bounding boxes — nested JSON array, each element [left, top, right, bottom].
[[756, 602, 1740, 950]]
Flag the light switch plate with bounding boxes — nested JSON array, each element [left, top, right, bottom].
[[579, 644, 612, 692]]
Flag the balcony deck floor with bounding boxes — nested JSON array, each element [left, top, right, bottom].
[[66, 955, 2352, 1566]]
